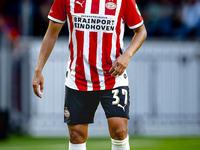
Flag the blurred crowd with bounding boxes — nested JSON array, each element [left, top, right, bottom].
[[0, 0, 200, 40], [0, 0, 20, 43], [137, 0, 200, 38]]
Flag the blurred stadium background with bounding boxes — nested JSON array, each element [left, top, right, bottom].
[[1, 0, 200, 149]]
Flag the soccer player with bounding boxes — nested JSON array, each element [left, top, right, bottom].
[[32, 0, 147, 149]]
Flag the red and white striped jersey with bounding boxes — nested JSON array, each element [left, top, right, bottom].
[[48, 0, 143, 91]]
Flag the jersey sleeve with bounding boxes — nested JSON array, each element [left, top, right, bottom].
[[48, 0, 67, 24], [123, 0, 143, 29]]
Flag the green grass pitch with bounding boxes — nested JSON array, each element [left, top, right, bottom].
[[0, 136, 200, 150]]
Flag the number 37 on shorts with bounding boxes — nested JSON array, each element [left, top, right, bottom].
[[109, 86, 130, 116]]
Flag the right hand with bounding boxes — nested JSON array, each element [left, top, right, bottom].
[[32, 70, 44, 98]]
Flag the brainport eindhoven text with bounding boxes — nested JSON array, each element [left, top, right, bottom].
[[73, 15, 115, 32]]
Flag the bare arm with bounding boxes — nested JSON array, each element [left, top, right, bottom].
[[32, 20, 63, 98], [109, 24, 147, 77]]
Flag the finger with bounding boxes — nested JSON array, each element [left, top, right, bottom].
[[111, 66, 120, 77], [109, 62, 117, 73], [32, 82, 38, 94], [36, 88, 42, 98], [40, 81, 44, 93], [111, 71, 117, 77], [33, 83, 42, 98], [118, 68, 125, 76]]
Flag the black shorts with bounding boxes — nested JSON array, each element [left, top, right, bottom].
[[64, 86, 130, 125]]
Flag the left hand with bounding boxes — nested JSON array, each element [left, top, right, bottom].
[[109, 52, 131, 77]]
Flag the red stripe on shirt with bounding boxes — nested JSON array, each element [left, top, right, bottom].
[[91, 0, 100, 14], [67, 13, 74, 71], [89, 32, 100, 90], [75, 31, 87, 91], [102, 0, 117, 89], [102, 33, 115, 89], [115, 13, 122, 59]]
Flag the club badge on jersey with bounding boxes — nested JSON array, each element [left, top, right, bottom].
[[105, 2, 117, 10]]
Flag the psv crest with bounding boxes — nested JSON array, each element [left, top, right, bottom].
[[106, 2, 117, 10], [64, 107, 70, 118]]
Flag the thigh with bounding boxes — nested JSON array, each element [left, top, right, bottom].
[[100, 86, 130, 119], [64, 87, 100, 125]]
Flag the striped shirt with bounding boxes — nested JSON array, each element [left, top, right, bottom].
[[48, 0, 143, 91]]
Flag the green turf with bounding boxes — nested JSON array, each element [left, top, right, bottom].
[[0, 135, 200, 150]]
